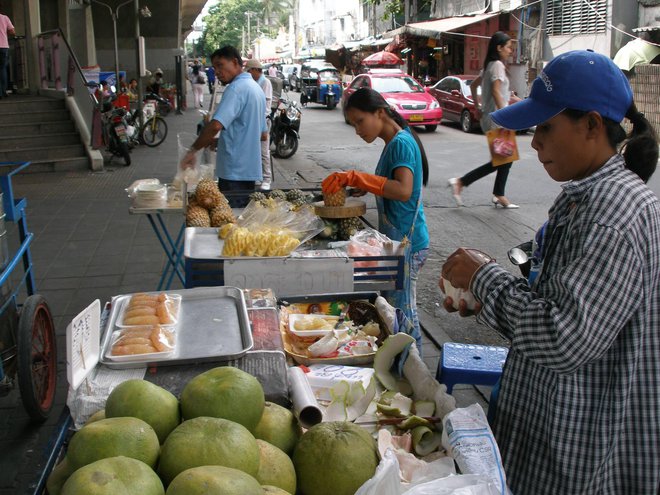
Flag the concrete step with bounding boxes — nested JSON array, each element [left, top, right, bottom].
[[0, 98, 66, 113], [0, 133, 82, 149], [0, 120, 76, 137], [22, 157, 91, 173], [1, 109, 71, 124], [0, 144, 86, 161]]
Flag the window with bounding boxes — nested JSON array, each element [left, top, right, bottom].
[[547, 0, 607, 36], [372, 76, 424, 93]]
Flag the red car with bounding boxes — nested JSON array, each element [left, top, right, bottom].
[[427, 75, 521, 133], [426, 75, 483, 133], [341, 69, 442, 132]]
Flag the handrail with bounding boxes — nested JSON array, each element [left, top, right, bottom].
[[36, 27, 98, 107]]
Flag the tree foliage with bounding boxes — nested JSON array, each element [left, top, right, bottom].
[[202, 0, 263, 54]]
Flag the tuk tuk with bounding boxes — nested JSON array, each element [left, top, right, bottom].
[[299, 62, 342, 110]]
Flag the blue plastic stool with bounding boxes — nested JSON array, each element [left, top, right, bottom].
[[436, 342, 509, 394]]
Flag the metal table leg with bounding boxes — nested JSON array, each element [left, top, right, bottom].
[[145, 213, 185, 290]]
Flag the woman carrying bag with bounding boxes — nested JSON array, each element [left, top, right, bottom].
[[322, 88, 430, 348], [448, 31, 520, 208]]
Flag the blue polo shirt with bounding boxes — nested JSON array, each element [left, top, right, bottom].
[[212, 72, 267, 181]]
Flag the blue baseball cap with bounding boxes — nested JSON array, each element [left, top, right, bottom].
[[492, 50, 633, 130]]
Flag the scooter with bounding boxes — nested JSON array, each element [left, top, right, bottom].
[[270, 93, 301, 159]]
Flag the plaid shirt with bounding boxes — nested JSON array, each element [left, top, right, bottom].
[[472, 155, 660, 494]]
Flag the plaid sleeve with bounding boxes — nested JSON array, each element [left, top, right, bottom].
[[473, 225, 643, 374]]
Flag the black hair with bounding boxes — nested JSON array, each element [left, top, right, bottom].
[[563, 105, 658, 183], [483, 31, 512, 71], [210, 46, 242, 67], [345, 87, 429, 186], [192, 66, 200, 76], [129, 78, 137, 84]]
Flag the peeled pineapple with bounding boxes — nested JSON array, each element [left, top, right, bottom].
[[195, 178, 225, 209], [323, 187, 346, 207], [186, 205, 211, 227]]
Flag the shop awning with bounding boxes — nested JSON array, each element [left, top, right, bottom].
[[386, 12, 499, 38]]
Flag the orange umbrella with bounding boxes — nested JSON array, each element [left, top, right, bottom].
[[361, 51, 403, 66]]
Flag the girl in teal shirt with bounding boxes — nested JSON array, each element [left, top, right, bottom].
[[323, 88, 430, 346]]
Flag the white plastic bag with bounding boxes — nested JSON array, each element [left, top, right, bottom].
[[174, 132, 215, 192], [355, 449, 403, 495], [402, 474, 500, 495], [441, 404, 509, 494]]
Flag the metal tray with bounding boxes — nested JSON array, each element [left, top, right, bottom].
[[99, 287, 253, 369]]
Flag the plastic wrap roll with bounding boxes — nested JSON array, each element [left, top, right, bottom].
[[288, 366, 323, 428]]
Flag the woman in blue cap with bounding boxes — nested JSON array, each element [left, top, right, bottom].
[[440, 50, 659, 493]]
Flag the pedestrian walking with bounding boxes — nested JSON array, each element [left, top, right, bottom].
[[205, 65, 216, 94], [322, 87, 430, 348], [440, 50, 660, 494], [0, 1, 15, 99], [448, 32, 520, 208], [190, 62, 206, 108], [246, 59, 274, 191]]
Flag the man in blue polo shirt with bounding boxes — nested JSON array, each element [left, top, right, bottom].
[[182, 45, 267, 206]]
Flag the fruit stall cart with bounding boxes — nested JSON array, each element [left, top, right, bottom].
[[0, 161, 58, 423]]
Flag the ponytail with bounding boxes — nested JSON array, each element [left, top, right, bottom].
[[621, 103, 658, 183], [563, 105, 658, 183], [346, 87, 429, 186]]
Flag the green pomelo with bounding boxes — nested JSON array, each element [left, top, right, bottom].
[[165, 466, 262, 495], [180, 366, 265, 431], [158, 416, 260, 485], [262, 485, 292, 494], [293, 421, 379, 495], [253, 401, 301, 456], [61, 456, 164, 495], [84, 409, 106, 426], [46, 456, 74, 495], [105, 379, 180, 443], [67, 417, 160, 471], [255, 440, 296, 494]]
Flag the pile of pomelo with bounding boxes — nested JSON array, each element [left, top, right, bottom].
[[48, 366, 378, 495]]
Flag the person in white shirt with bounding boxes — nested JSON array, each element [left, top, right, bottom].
[[268, 64, 278, 78], [246, 59, 274, 191]]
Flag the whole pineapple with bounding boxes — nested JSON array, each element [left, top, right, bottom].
[[195, 178, 225, 209], [269, 189, 287, 201], [249, 191, 267, 203], [186, 205, 211, 227], [323, 187, 346, 207], [210, 205, 236, 227], [338, 216, 362, 240]]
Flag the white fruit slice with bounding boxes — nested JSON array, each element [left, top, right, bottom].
[[374, 333, 415, 391]]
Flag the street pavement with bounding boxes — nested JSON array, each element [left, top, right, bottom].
[[11, 84, 659, 493]]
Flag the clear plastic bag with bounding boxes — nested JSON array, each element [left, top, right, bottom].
[[221, 198, 324, 257], [348, 228, 399, 268], [173, 132, 215, 192]]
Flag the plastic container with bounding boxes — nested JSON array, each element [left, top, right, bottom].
[[288, 313, 348, 337]]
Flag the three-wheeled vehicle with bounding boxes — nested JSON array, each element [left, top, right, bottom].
[[299, 62, 342, 110]]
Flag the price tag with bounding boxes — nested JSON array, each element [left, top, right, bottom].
[[224, 258, 354, 297], [66, 300, 101, 390]]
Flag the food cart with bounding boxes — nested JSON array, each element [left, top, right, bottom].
[[35, 183, 507, 495]]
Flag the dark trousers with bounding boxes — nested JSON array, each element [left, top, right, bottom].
[[0, 48, 8, 97], [461, 161, 513, 197], [217, 178, 255, 208]]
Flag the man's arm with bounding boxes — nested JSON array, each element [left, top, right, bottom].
[[180, 119, 223, 168]]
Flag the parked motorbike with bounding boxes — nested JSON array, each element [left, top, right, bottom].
[[144, 91, 173, 116], [270, 92, 301, 159], [100, 93, 131, 166]]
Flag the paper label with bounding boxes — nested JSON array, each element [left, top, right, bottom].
[[224, 258, 354, 297], [66, 300, 101, 390]]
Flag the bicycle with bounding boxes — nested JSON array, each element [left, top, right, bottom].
[[125, 99, 169, 148]]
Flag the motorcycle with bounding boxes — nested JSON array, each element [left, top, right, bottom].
[[270, 92, 301, 159], [100, 92, 132, 166], [144, 91, 172, 116]]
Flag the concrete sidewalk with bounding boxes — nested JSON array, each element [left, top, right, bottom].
[[0, 87, 489, 494]]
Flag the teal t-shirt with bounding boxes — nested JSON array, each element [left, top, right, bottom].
[[375, 128, 429, 252]]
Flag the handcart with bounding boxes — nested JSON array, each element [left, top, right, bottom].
[[0, 162, 57, 422]]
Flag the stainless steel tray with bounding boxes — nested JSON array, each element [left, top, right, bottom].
[[99, 287, 253, 369], [185, 227, 224, 259]]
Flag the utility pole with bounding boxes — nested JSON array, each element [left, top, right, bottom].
[[245, 11, 255, 56]]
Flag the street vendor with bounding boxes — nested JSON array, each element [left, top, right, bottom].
[[440, 50, 660, 493], [180, 46, 267, 207], [322, 87, 430, 348]]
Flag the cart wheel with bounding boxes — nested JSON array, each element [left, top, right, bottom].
[[17, 295, 57, 422]]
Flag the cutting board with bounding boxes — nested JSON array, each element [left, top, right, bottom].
[[313, 199, 366, 219]]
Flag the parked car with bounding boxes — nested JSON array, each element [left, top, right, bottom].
[[341, 69, 442, 132], [427, 75, 521, 133], [281, 64, 301, 91]]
